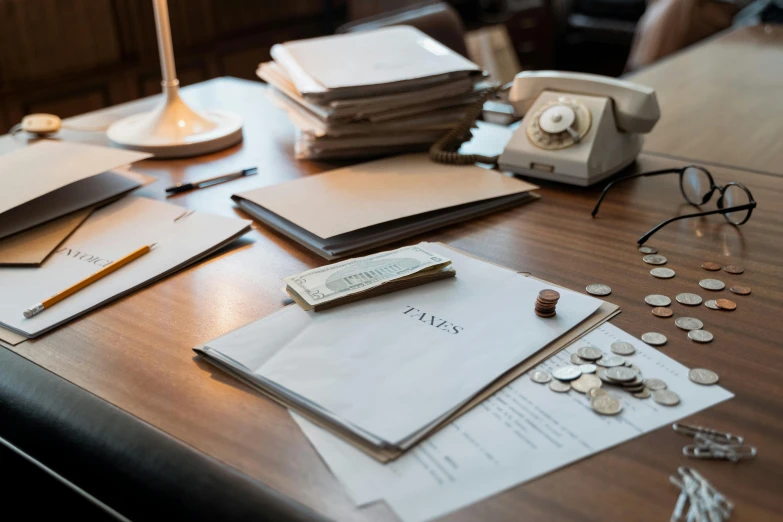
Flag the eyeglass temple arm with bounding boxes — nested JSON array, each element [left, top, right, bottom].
[[591, 169, 682, 217], [637, 203, 757, 245]]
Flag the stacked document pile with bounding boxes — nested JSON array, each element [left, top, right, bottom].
[[0, 141, 251, 345], [257, 26, 490, 159], [196, 243, 619, 461]]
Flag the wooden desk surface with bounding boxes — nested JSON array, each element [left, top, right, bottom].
[[3, 38, 783, 521], [628, 24, 783, 176]]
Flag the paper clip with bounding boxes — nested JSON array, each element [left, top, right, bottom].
[[671, 467, 734, 522], [672, 423, 743, 445], [683, 435, 757, 463]]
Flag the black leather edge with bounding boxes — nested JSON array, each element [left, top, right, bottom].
[[0, 347, 330, 522]]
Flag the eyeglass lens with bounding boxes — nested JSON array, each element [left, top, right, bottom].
[[681, 167, 712, 205], [722, 184, 752, 224]]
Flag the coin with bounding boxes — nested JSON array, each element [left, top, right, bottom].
[[610, 341, 636, 356], [688, 368, 719, 385], [539, 289, 561, 301], [619, 375, 643, 387], [645, 294, 672, 307], [699, 279, 726, 291], [571, 374, 602, 394], [531, 370, 552, 384], [549, 380, 571, 392], [570, 353, 588, 365], [643, 254, 667, 265], [650, 267, 675, 279], [675, 317, 704, 331], [552, 366, 582, 381], [639, 246, 658, 254], [579, 364, 597, 374], [643, 378, 667, 391], [704, 300, 720, 310], [701, 261, 721, 271], [596, 355, 625, 368], [652, 307, 673, 318], [652, 389, 681, 406], [626, 385, 646, 393], [688, 330, 714, 343], [724, 265, 744, 274], [633, 388, 651, 399], [586, 283, 612, 296], [587, 387, 607, 399], [676, 293, 702, 306], [715, 299, 737, 311], [596, 367, 611, 382], [729, 285, 751, 296], [591, 395, 622, 415], [576, 346, 603, 361], [606, 366, 637, 382], [642, 332, 667, 346]]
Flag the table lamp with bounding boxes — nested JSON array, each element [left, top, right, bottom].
[[107, 0, 243, 158]]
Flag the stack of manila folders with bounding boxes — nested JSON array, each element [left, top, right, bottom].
[[0, 140, 251, 346], [257, 26, 491, 159], [196, 242, 620, 461]]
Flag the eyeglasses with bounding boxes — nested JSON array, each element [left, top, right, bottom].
[[591, 166, 757, 245]]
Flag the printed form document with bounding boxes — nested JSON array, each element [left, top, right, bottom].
[[199, 243, 605, 452], [294, 323, 733, 522]]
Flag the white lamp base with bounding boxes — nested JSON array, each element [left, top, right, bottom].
[[107, 85, 243, 159]]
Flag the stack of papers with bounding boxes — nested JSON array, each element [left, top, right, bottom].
[[0, 197, 251, 341], [195, 243, 619, 461], [0, 141, 152, 266], [257, 26, 488, 159], [233, 154, 539, 260]]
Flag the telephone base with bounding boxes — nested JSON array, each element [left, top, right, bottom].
[[499, 158, 635, 187]]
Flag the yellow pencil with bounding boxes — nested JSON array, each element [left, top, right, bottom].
[[23, 243, 156, 319]]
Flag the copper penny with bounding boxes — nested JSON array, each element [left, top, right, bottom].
[[651, 307, 673, 318], [724, 265, 745, 274], [730, 285, 751, 296], [715, 299, 737, 311], [701, 261, 721, 271], [538, 289, 560, 302]]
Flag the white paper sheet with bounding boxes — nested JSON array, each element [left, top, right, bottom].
[[293, 322, 733, 522], [0, 197, 250, 337], [205, 243, 602, 446]]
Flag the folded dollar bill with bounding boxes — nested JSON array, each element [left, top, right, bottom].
[[284, 243, 455, 311]]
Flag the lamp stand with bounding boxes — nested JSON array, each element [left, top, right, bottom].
[[107, 0, 243, 158]]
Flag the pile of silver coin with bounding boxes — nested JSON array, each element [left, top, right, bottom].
[[532, 342, 721, 415]]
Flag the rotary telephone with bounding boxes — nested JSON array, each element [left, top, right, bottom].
[[431, 71, 661, 186]]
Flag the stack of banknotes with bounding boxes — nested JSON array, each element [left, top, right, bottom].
[[284, 243, 455, 312]]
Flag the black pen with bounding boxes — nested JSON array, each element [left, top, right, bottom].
[[165, 167, 258, 194]]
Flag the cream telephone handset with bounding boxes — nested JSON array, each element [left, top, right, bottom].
[[431, 71, 661, 186]]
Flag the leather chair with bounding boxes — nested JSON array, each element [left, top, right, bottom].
[[337, 1, 470, 57]]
